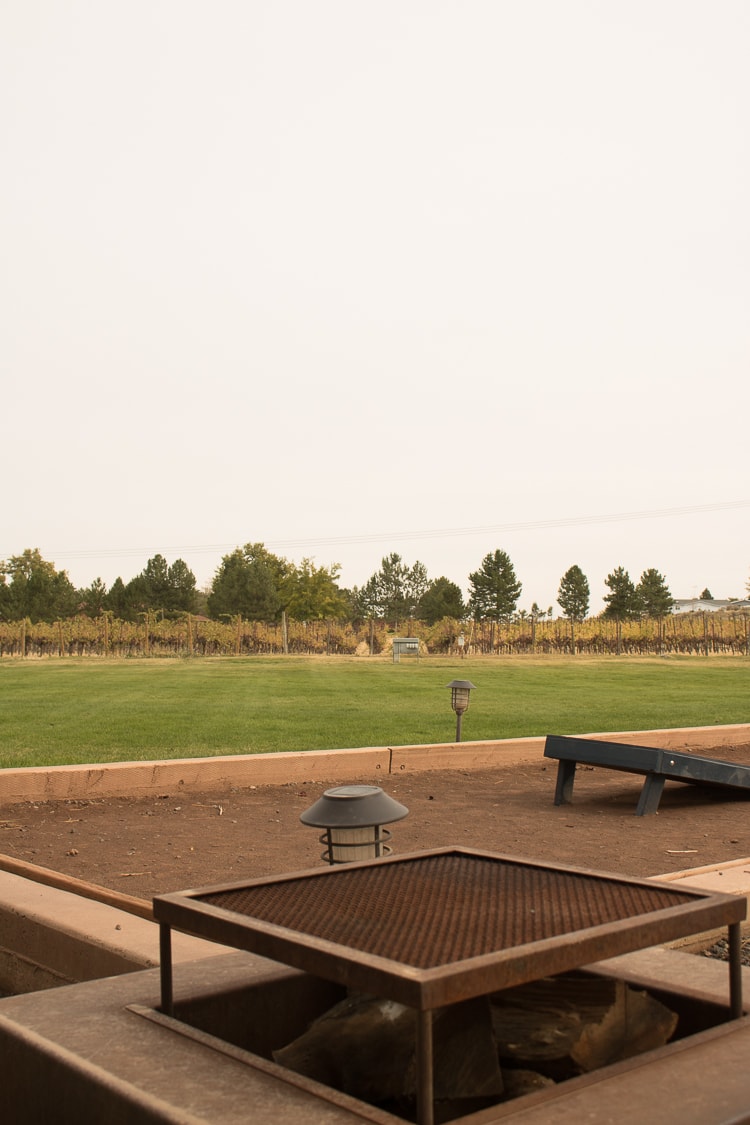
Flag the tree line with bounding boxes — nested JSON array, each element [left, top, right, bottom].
[[0, 543, 698, 637]]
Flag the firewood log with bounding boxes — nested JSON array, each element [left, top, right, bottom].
[[490, 973, 677, 1079], [273, 993, 504, 1104]]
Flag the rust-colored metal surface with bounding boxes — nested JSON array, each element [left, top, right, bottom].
[[196, 852, 697, 963], [155, 848, 745, 1125], [154, 847, 745, 1012]]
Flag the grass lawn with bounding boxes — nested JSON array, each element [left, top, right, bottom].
[[0, 655, 747, 769]]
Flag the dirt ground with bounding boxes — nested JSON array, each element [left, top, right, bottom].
[[2, 744, 750, 903]]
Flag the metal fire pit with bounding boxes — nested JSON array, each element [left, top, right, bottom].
[[154, 847, 745, 1125]]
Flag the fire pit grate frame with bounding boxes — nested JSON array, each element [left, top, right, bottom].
[[154, 847, 745, 1125]]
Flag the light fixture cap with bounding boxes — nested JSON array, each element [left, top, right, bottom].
[[446, 679, 477, 693], [300, 785, 408, 829], [447, 678, 477, 715]]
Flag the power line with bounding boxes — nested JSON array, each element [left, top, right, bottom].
[[8, 498, 748, 564]]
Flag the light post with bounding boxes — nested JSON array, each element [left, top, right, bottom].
[[446, 679, 476, 742], [300, 785, 409, 865]]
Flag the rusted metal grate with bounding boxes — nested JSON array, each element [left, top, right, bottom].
[[155, 847, 744, 1018], [195, 851, 695, 969], [155, 848, 745, 1125]]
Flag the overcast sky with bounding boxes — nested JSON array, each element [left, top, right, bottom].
[[2, 2, 748, 614]]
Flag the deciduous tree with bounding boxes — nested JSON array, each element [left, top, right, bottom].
[[0, 548, 77, 622], [282, 559, 348, 621]]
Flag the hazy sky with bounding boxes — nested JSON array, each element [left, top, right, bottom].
[[2, 2, 748, 614]]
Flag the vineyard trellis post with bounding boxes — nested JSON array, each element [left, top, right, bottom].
[[281, 610, 289, 655], [138, 611, 151, 657]]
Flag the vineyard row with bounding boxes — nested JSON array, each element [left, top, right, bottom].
[[1, 612, 749, 658]]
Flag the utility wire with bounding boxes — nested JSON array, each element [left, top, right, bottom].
[[12, 498, 749, 564]]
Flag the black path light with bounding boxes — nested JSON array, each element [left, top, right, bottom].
[[300, 785, 409, 865], [446, 679, 477, 742]]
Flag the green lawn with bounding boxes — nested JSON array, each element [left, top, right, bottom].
[[0, 655, 747, 769]]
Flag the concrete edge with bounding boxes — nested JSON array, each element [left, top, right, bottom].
[[2, 723, 748, 804], [586, 946, 750, 1013], [0, 869, 237, 995]]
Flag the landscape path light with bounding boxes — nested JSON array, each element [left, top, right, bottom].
[[300, 785, 409, 865], [446, 679, 476, 742]]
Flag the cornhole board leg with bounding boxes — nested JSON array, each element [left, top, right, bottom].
[[553, 758, 577, 805], [635, 773, 666, 816]]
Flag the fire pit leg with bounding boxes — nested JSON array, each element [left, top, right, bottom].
[[728, 921, 743, 1019], [415, 1008, 434, 1125], [159, 923, 174, 1017]]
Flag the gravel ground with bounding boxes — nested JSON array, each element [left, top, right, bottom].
[[702, 936, 750, 967]]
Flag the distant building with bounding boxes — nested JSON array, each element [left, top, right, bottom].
[[671, 598, 750, 614]]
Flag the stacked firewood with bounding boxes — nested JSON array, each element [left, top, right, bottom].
[[273, 972, 677, 1118]]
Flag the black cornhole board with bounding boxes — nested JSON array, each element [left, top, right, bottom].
[[544, 734, 750, 816]]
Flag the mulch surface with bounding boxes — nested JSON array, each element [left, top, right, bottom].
[[3, 743, 750, 902]]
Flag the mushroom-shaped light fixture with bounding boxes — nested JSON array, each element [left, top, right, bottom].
[[300, 785, 409, 865]]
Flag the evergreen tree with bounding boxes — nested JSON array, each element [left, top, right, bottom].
[[104, 576, 130, 618], [468, 550, 522, 622], [101, 556, 197, 620], [557, 565, 590, 654], [637, 568, 674, 617], [356, 554, 430, 627], [166, 559, 198, 613], [141, 554, 172, 610], [0, 572, 11, 620], [207, 544, 283, 621], [122, 574, 150, 617], [418, 577, 465, 626], [349, 575, 380, 621], [528, 602, 552, 622], [602, 567, 640, 620], [603, 566, 640, 654], [80, 577, 108, 617]]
